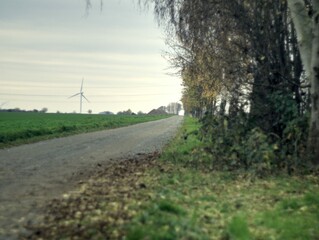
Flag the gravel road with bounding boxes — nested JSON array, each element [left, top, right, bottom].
[[0, 116, 183, 239]]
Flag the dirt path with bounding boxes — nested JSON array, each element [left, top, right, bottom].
[[0, 116, 183, 239]]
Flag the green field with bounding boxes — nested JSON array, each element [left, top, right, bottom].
[[0, 112, 170, 148]]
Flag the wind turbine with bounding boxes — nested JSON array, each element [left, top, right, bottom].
[[0, 101, 8, 109], [69, 79, 89, 113]]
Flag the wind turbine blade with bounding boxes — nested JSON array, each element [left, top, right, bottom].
[[80, 78, 84, 92], [68, 93, 80, 99], [0, 101, 8, 107], [82, 94, 90, 103]]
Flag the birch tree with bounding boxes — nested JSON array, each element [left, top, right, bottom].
[[287, 0, 319, 162]]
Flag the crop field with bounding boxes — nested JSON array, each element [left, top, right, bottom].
[[0, 112, 170, 148]]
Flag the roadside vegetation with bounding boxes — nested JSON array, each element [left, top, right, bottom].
[[17, 1, 319, 237], [0, 112, 170, 148], [25, 117, 319, 239]]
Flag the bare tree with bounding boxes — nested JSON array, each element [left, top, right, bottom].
[[287, 0, 319, 162]]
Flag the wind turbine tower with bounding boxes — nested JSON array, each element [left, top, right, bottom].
[[69, 79, 89, 113]]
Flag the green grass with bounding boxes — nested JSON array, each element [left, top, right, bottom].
[[124, 117, 319, 239], [0, 112, 170, 148], [227, 214, 251, 240]]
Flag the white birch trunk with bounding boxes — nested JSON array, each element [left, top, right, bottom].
[[287, 0, 319, 162]]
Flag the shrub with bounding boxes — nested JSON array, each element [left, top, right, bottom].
[[196, 109, 309, 175]]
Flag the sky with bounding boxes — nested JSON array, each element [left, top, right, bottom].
[[0, 0, 182, 114]]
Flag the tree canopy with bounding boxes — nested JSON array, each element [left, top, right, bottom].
[[146, 0, 319, 166]]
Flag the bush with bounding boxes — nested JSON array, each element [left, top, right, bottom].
[[196, 109, 309, 175]]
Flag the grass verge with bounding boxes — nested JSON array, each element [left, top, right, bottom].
[[25, 117, 319, 239]]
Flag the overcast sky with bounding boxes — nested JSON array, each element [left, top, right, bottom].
[[0, 0, 182, 114]]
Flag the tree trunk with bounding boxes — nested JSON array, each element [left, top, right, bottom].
[[309, 1, 319, 162], [287, 0, 319, 163]]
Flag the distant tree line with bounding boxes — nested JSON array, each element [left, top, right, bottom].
[[0, 107, 48, 113], [159, 102, 182, 115], [99, 102, 183, 116]]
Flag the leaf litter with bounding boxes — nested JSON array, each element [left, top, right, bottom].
[[22, 152, 162, 240]]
